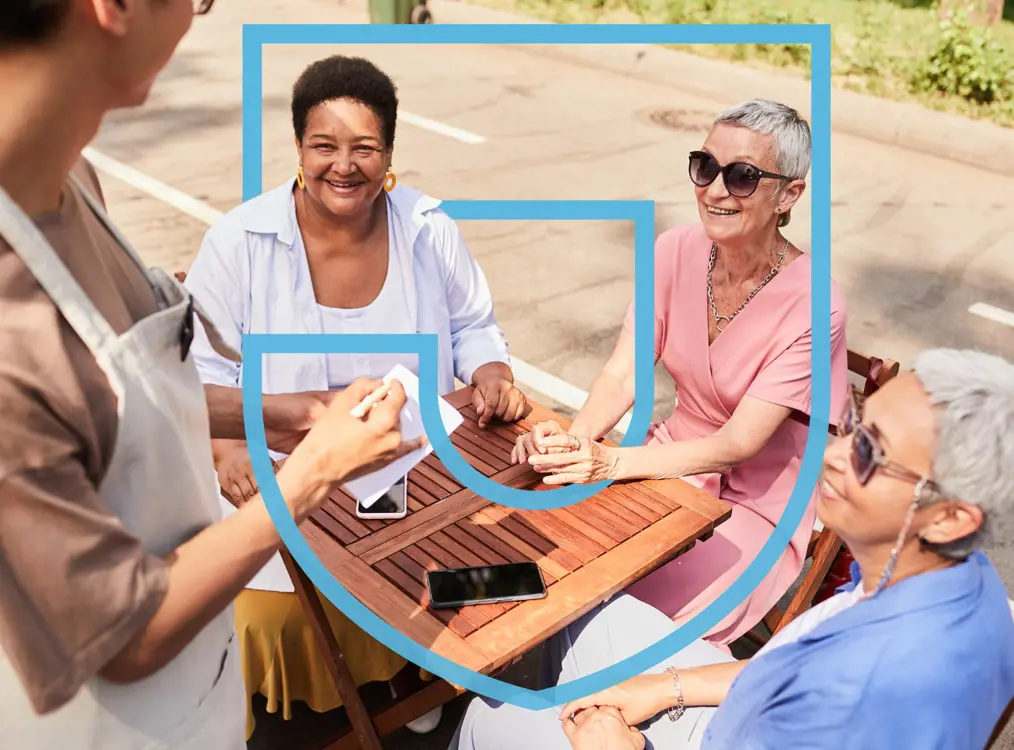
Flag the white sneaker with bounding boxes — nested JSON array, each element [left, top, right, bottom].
[[388, 681, 443, 735], [404, 705, 443, 734]]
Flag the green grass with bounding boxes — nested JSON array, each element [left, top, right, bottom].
[[467, 0, 1014, 127]]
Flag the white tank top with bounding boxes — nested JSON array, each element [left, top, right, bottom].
[[308, 208, 418, 388]]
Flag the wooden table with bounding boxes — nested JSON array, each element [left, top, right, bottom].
[[274, 389, 731, 749]]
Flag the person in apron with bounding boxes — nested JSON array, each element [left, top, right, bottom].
[[0, 2, 422, 747]]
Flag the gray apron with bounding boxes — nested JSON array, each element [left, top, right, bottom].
[[0, 176, 246, 749]]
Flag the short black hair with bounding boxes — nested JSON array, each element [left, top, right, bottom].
[[0, 0, 70, 45], [291, 56, 399, 148]]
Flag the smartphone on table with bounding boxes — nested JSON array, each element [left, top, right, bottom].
[[355, 476, 408, 520], [426, 561, 548, 609]]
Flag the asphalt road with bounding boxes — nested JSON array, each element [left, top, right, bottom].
[[84, 0, 1014, 746]]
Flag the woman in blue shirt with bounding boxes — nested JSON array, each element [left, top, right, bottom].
[[184, 55, 527, 738], [449, 347, 1014, 750]]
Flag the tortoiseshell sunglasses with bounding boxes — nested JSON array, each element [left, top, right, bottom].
[[837, 385, 941, 495]]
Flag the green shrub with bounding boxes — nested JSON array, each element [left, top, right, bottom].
[[911, 8, 1013, 104], [845, 2, 891, 77]]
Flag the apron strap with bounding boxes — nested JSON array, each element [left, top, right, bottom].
[[68, 174, 172, 309], [70, 173, 243, 365], [0, 181, 116, 355]]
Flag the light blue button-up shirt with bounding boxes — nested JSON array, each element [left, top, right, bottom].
[[703, 550, 1014, 749], [184, 178, 511, 399]]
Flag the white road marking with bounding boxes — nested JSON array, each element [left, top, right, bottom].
[[82, 147, 225, 225], [84, 147, 634, 432], [969, 302, 1014, 329], [399, 110, 486, 145]]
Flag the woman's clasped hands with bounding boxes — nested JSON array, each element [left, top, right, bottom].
[[510, 420, 620, 485]]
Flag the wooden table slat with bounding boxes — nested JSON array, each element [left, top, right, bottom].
[[449, 430, 510, 472], [568, 493, 644, 540], [479, 505, 584, 572], [394, 546, 489, 632], [618, 482, 682, 512], [512, 508, 606, 564], [464, 506, 714, 667], [550, 504, 627, 549], [407, 473, 448, 504], [311, 508, 359, 546], [464, 511, 572, 582], [334, 558, 490, 671], [420, 454, 465, 487], [611, 483, 675, 516], [322, 497, 375, 538], [351, 489, 489, 561], [440, 523, 510, 567], [412, 462, 460, 497], [301, 516, 355, 568], [640, 478, 731, 523], [592, 486, 657, 527], [447, 433, 500, 476], [411, 539, 509, 623], [373, 558, 479, 637], [455, 420, 519, 455]]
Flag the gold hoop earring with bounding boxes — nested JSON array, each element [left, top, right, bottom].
[[296, 167, 305, 190], [383, 171, 397, 192]]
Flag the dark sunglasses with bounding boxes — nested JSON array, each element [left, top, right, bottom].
[[837, 386, 941, 494], [688, 150, 792, 198], [194, 0, 215, 14]]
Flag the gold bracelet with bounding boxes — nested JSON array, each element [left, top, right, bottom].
[[664, 667, 686, 722]]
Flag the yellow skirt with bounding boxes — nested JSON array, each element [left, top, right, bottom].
[[234, 588, 408, 740]]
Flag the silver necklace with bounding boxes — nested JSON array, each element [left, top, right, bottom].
[[707, 237, 788, 334]]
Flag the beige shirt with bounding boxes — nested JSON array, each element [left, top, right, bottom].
[[0, 160, 171, 715]]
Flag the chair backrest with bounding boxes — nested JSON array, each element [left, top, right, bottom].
[[788, 352, 900, 436], [770, 349, 901, 636]]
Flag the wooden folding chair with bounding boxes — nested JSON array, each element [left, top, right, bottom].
[[741, 350, 901, 646]]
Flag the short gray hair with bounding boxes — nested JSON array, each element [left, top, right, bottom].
[[911, 348, 1014, 559], [713, 99, 811, 227]]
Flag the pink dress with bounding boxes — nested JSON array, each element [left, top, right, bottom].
[[622, 224, 849, 649]]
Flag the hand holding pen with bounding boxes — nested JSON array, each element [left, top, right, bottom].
[[289, 378, 428, 506]]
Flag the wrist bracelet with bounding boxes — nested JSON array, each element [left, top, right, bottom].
[[664, 667, 686, 722]]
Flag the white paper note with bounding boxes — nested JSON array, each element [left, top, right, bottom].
[[343, 364, 464, 508]]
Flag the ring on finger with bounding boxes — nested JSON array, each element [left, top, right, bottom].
[[571, 435, 581, 449]]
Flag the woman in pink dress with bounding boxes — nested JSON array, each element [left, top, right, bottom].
[[512, 99, 849, 649]]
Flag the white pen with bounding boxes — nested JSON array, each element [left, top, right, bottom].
[[349, 381, 393, 419]]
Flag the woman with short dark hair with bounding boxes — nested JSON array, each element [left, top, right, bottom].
[[184, 54, 527, 737]]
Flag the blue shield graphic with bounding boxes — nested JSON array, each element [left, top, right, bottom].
[[241, 22, 832, 710]]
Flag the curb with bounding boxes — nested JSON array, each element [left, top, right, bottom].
[[427, 0, 1014, 175]]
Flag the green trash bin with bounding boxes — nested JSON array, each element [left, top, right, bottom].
[[368, 0, 432, 23]]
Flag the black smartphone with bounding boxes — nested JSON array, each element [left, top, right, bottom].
[[355, 477, 408, 520], [426, 561, 547, 608]]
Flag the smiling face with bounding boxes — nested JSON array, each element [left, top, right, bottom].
[[693, 123, 805, 246], [817, 373, 984, 556], [296, 97, 391, 219]]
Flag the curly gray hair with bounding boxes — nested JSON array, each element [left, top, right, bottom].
[[911, 348, 1014, 559]]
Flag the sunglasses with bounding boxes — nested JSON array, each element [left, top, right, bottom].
[[688, 150, 792, 198], [194, 0, 215, 14], [837, 386, 941, 494]]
